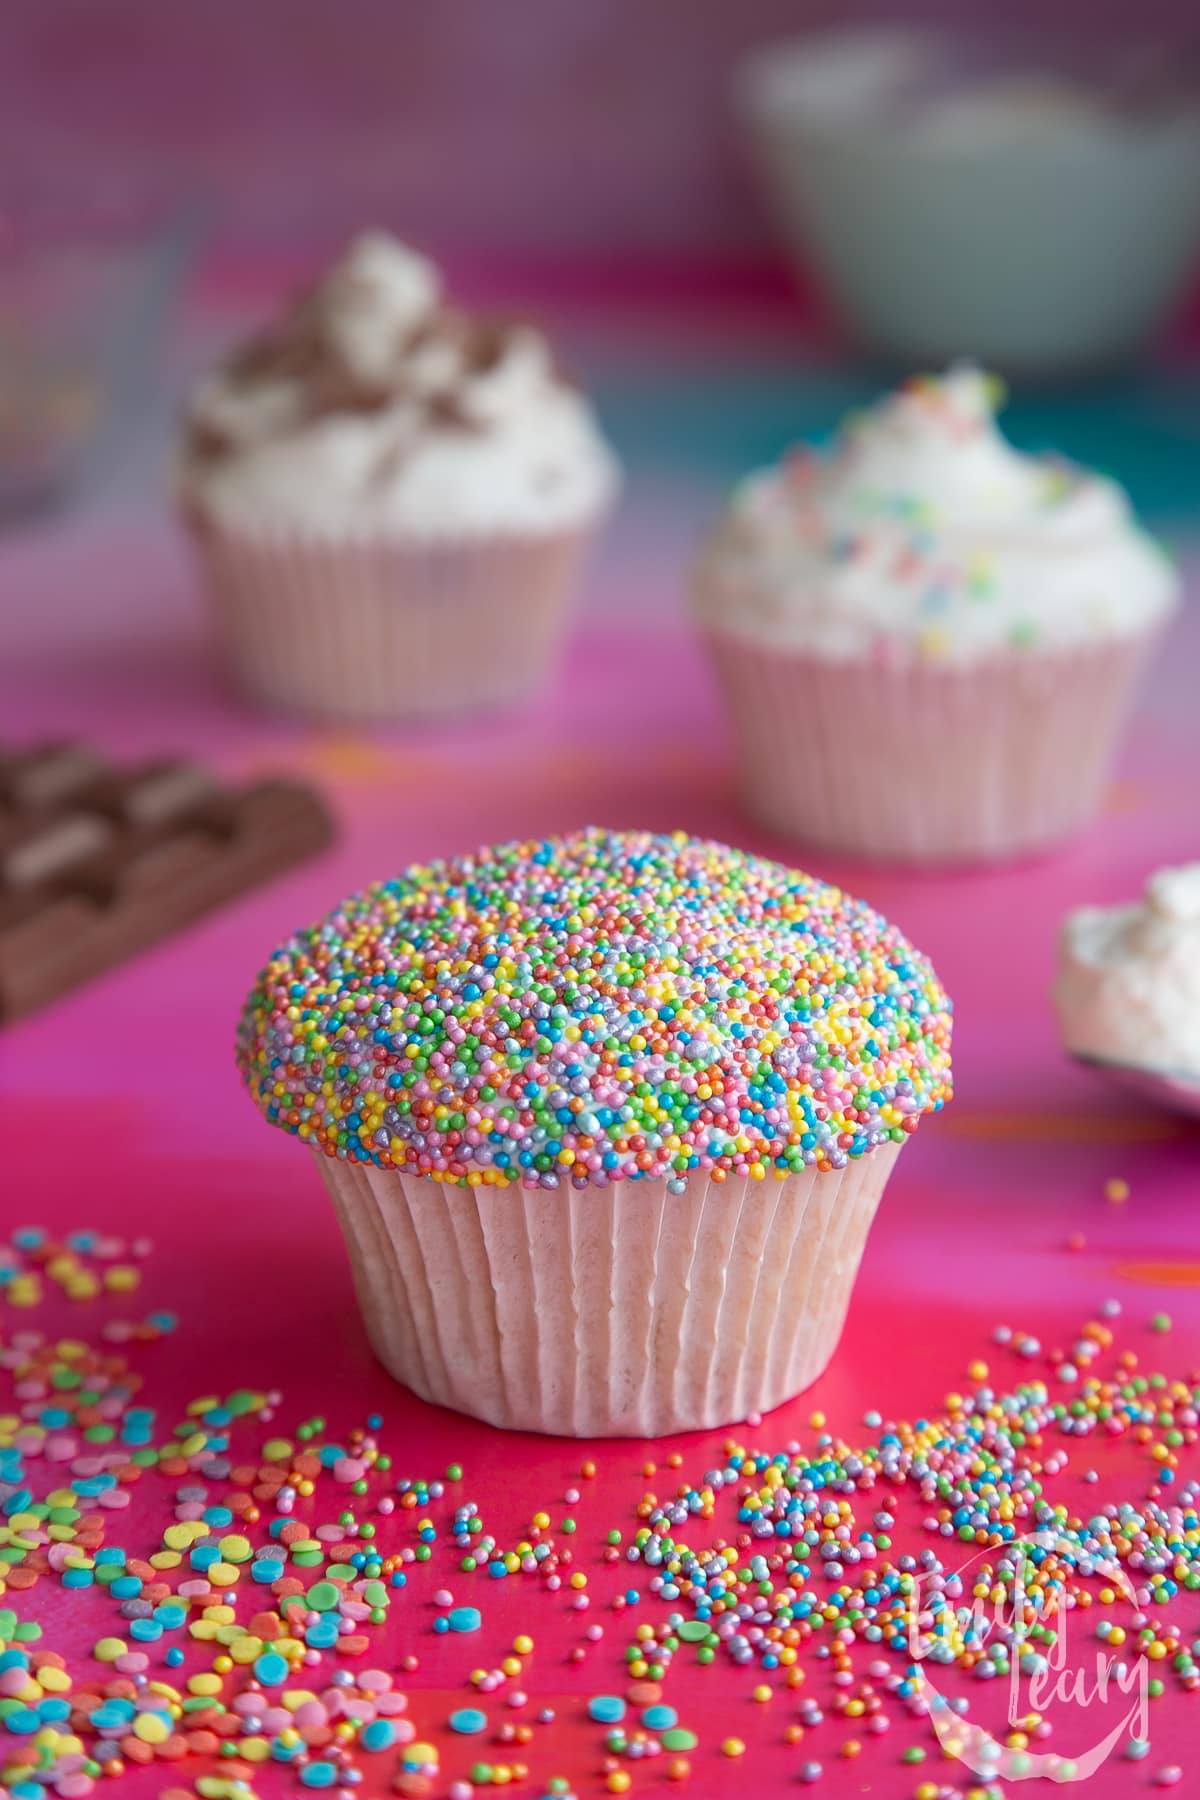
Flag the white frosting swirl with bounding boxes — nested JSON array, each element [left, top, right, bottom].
[[181, 233, 619, 539], [692, 365, 1178, 663], [1055, 864, 1200, 1078]]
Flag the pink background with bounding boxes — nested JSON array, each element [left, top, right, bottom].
[[6, 0, 1200, 256]]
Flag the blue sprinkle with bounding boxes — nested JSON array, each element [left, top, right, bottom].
[[588, 1696, 626, 1724], [449, 1708, 487, 1735], [299, 1762, 338, 1788], [360, 1719, 397, 1751], [448, 1606, 482, 1633], [642, 1704, 677, 1730]]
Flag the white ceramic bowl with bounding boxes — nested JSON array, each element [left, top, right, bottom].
[[736, 29, 1200, 374]]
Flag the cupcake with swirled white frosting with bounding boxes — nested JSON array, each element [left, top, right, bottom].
[[180, 232, 619, 721], [692, 365, 1177, 864]]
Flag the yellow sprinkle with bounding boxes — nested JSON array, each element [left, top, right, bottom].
[[149, 1551, 183, 1571], [93, 1638, 127, 1664], [219, 1534, 253, 1564], [188, 1673, 223, 1697], [164, 1523, 206, 1550], [133, 1712, 170, 1744], [37, 1667, 71, 1694], [1105, 1177, 1130, 1203]]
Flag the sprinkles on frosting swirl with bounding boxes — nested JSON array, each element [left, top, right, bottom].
[[237, 829, 952, 1188]]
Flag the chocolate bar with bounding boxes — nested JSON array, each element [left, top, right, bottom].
[[0, 743, 334, 1023]]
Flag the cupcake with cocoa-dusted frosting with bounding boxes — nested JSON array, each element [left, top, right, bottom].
[[181, 233, 619, 722]]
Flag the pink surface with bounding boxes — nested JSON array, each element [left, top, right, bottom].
[[3, 385, 1200, 1796]]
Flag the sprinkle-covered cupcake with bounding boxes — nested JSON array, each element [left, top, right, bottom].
[[692, 366, 1178, 864], [238, 829, 952, 1436], [181, 232, 619, 722]]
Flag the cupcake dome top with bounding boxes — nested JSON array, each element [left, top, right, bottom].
[[693, 364, 1176, 663], [238, 829, 952, 1189], [181, 232, 618, 537]]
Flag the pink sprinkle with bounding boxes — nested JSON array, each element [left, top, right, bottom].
[[293, 1701, 329, 1729], [69, 1456, 108, 1478], [0, 1670, 28, 1697], [1155, 1772, 1183, 1789], [333, 1457, 367, 1482], [97, 1489, 130, 1509], [358, 1670, 392, 1693], [113, 1653, 149, 1675], [44, 1436, 78, 1462]]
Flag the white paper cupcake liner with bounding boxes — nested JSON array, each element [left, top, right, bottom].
[[317, 1142, 901, 1437], [704, 630, 1158, 865], [189, 519, 597, 723]]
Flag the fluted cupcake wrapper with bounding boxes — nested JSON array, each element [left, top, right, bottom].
[[189, 518, 598, 724], [317, 1141, 901, 1438], [704, 630, 1158, 866]]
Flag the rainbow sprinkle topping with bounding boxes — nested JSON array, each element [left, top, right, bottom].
[[237, 829, 952, 1187]]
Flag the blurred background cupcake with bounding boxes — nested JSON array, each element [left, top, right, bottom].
[[179, 231, 619, 723], [691, 365, 1179, 865]]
